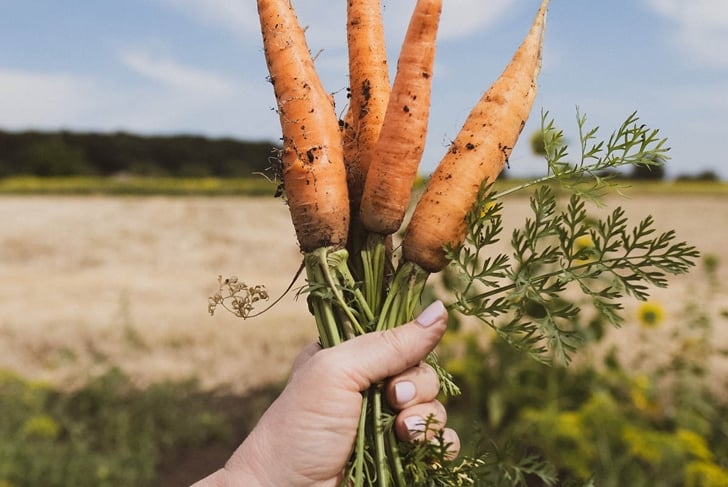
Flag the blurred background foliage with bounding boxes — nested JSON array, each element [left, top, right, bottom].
[[0, 368, 279, 487], [0, 130, 277, 179], [0, 129, 723, 183], [432, 254, 728, 486]]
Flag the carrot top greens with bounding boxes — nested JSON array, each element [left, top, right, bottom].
[[443, 111, 697, 366]]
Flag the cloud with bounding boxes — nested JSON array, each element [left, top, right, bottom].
[[646, 0, 728, 69], [114, 50, 273, 136], [438, 0, 518, 40], [120, 50, 236, 97], [152, 0, 259, 37], [0, 69, 98, 129]]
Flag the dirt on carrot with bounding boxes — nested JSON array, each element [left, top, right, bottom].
[[359, 0, 443, 236], [258, 0, 349, 252], [344, 0, 390, 211], [403, 0, 550, 272]]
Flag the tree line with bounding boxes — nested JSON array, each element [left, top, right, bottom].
[[0, 130, 279, 178], [2, 129, 719, 182]]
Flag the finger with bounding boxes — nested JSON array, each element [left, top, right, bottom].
[[438, 428, 461, 460], [313, 301, 448, 392], [394, 400, 447, 442], [385, 362, 440, 410], [288, 342, 322, 382]]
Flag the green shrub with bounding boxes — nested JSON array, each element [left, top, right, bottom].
[[0, 368, 230, 487]]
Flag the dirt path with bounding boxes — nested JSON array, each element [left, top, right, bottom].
[[1, 193, 726, 392]]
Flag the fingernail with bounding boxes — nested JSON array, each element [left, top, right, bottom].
[[404, 416, 425, 438], [415, 301, 445, 328], [395, 381, 416, 404]]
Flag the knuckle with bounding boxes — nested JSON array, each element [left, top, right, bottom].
[[377, 329, 409, 360]]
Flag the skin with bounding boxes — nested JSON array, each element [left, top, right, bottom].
[[193, 301, 459, 487]]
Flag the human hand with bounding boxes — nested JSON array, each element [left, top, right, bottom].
[[194, 300, 458, 487]]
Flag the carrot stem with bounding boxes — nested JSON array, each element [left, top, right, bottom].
[[304, 249, 348, 345], [387, 427, 406, 486], [377, 261, 430, 331], [331, 255, 375, 327], [319, 248, 367, 335], [372, 385, 390, 487], [360, 233, 388, 317], [351, 392, 369, 487]]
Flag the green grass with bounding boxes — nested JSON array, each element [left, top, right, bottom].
[[615, 179, 728, 195], [2, 175, 727, 197], [0, 176, 279, 196], [490, 178, 728, 197]]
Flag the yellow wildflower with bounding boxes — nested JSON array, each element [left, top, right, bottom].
[[685, 460, 728, 487], [629, 374, 655, 413], [637, 301, 665, 328], [677, 429, 713, 462], [573, 234, 596, 263], [478, 200, 499, 219], [21, 414, 60, 439]]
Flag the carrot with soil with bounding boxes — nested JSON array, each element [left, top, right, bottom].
[[348, 2, 445, 482], [376, 0, 549, 331], [353, 0, 441, 317], [257, 0, 349, 254], [360, 0, 442, 236], [258, 0, 375, 348], [344, 0, 391, 211], [403, 0, 550, 273], [343, 0, 392, 303]]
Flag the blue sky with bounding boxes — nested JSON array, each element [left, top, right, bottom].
[[1, 0, 726, 179]]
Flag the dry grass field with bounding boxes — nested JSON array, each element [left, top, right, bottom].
[[1, 191, 727, 393]]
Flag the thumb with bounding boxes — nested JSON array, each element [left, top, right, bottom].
[[325, 301, 448, 391]]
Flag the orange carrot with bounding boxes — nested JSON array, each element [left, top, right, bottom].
[[359, 0, 442, 235], [403, 0, 549, 272], [257, 0, 349, 253], [344, 0, 390, 210]]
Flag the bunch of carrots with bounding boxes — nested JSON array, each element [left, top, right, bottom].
[[256, 0, 549, 484]]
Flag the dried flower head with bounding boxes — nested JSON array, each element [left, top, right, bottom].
[[208, 276, 269, 319]]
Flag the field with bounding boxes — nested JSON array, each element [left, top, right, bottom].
[[2, 186, 727, 393]]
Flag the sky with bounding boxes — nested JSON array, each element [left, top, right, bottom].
[[1, 0, 727, 179]]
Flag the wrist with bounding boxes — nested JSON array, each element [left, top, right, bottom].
[[191, 437, 269, 487], [191, 467, 259, 487]]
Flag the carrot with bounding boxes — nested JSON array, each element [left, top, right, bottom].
[[344, 0, 390, 211], [359, 0, 442, 235], [403, 0, 550, 272], [257, 0, 349, 253]]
